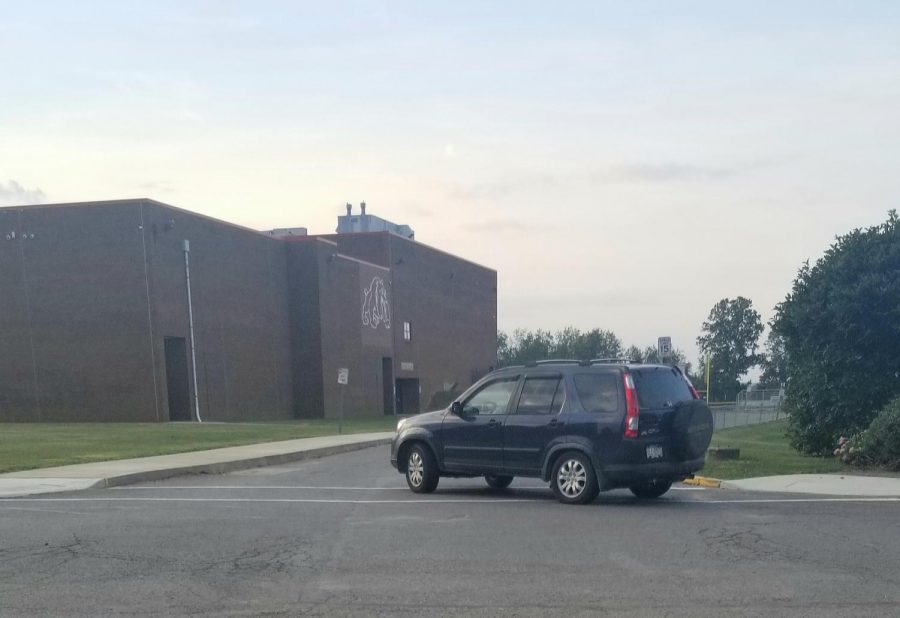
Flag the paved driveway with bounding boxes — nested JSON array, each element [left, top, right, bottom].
[[1, 446, 898, 616]]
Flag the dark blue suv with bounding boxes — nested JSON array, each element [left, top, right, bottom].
[[390, 360, 714, 504]]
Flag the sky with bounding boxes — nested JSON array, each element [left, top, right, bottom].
[[2, 1, 899, 369]]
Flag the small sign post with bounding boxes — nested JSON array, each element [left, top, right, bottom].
[[657, 337, 672, 362], [337, 368, 349, 434]]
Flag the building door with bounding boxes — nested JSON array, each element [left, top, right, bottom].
[[164, 337, 191, 421], [0, 215, 38, 421], [382, 357, 394, 415], [395, 378, 421, 415]]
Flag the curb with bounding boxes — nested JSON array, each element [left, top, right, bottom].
[[0, 437, 392, 497], [0, 478, 109, 498], [100, 437, 393, 488], [683, 475, 722, 488]]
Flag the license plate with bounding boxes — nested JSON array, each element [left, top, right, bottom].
[[646, 445, 664, 460]]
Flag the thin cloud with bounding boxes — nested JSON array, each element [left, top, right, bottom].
[[159, 9, 261, 31], [509, 290, 656, 310], [136, 181, 176, 194], [458, 219, 549, 234], [401, 204, 437, 219], [448, 172, 561, 202], [501, 291, 657, 334], [0, 180, 46, 206], [449, 159, 777, 203], [595, 163, 738, 183], [592, 158, 787, 184]]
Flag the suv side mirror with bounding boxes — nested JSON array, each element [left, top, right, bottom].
[[450, 401, 464, 416]]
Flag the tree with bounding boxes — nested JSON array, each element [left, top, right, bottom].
[[497, 331, 513, 367], [640, 345, 689, 371], [773, 210, 900, 454], [509, 328, 555, 365], [696, 297, 764, 402], [561, 328, 621, 360], [499, 331, 691, 373], [623, 345, 644, 363], [496, 327, 621, 367], [498, 328, 696, 372], [758, 329, 787, 390]]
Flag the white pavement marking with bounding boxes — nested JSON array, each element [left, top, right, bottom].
[[700, 497, 900, 504], [0, 497, 536, 504], [0, 506, 98, 515], [113, 484, 706, 492], [112, 486, 412, 491], [1, 496, 898, 505]]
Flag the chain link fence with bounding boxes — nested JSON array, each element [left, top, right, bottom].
[[708, 388, 786, 430]]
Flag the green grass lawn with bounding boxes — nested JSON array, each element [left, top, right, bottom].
[[0, 418, 399, 474], [701, 420, 847, 480], [0, 416, 854, 479]]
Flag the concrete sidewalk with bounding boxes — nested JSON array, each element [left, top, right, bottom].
[[0, 432, 393, 497], [723, 473, 900, 496]]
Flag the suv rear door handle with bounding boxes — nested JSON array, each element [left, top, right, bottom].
[[548, 418, 564, 427]]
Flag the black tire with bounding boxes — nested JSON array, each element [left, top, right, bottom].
[[670, 400, 714, 460], [484, 475, 513, 489], [629, 480, 673, 499], [550, 451, 599, 505], [405, 444, 439, 494]]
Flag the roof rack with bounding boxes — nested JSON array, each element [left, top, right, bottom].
[[518, 358, 644, 368], [523, 359, 585, 367], [590, 358, 640, 365]]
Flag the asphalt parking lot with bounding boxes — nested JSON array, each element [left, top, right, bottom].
[[1, 446, 899, 617]]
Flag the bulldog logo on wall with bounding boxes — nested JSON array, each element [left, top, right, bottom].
[[362, 276, 391, 330]]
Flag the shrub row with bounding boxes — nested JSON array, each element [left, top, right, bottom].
[[838, 397, 900, 471]]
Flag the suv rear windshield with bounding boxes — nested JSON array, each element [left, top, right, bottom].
[[631, 367, 692, 409]]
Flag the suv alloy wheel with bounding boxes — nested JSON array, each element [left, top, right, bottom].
[[551, 452, 599, 504], [405, 444, 439, 493]]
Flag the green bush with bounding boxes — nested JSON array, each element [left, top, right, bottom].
[[772, 210, 900, 454], [843, 397, 900, 470]]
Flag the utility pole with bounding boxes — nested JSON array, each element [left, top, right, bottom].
[[705, 352, 712, 402], [184, 239, 202, 423]]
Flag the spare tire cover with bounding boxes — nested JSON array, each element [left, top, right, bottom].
[[670, 400, 714, 460]]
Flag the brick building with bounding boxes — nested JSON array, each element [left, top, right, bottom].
[[0, 199, 497, 422]]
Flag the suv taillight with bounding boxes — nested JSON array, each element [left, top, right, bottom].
[[624, 372, 639, 439], [681, 372, 701, 400]]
